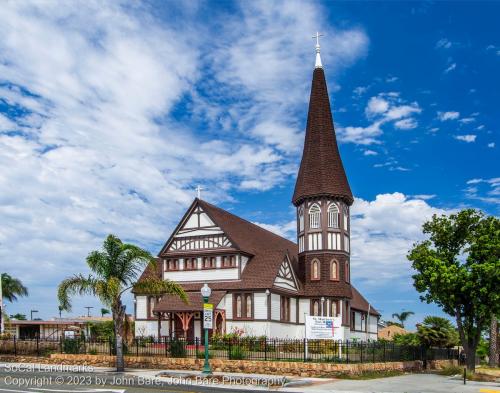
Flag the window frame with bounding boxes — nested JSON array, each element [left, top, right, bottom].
[[345, 261, 350, 283], [184, 257, 197, 270], [310, 298, 321, 316], [280, 296, 291, 322], [165, 258, 179, 271], [327, 203, 340, 228], [330, 299, 339, 317], [202, 256, 217, 269], [221, 255, 237, 268], [233, 293, 254, 320], [311, 258, 321, 280], [329, 259, 339, 281], [308, 203, 321, 229], [298, 206, 305, 232]]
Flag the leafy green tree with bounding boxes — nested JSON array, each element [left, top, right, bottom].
[[9, 313, 26, 320], [417, 316, 459, 348], [1, 273, 28, 302], [393, 332, 420, 346], [391, 311, 414, 328], [408, 209, 500, 371], [58, 234, 187, 372], [100, 308, 110, 317]]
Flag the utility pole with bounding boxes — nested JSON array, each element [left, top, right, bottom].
[[30, 310, 38, 320], [85, 306, 93, 317]]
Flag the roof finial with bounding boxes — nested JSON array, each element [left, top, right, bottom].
[[313, 31, 324, 68], [196, 185, 204, 199]]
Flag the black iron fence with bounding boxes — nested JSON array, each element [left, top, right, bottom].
[[0, 336, 459, 364]]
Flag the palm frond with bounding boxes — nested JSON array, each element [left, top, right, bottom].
[[116, 244, 154, 285], [1, 273, 29, 302], [133, 278, 188, 303], [57, 274, 100, 311], [86, 250, 109, 278]]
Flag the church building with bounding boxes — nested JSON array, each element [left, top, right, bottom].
[[134, 42, 379, 341]]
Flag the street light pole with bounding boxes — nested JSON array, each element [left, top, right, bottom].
[[200, 283, 212, 375]]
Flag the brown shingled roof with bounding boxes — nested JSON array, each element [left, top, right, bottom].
[[154, 291, 226, 312], [351, 286, 380, 316], [292, 67, 353, 206]]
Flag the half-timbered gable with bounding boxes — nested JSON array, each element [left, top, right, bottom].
[[273, 255, 299, 292]]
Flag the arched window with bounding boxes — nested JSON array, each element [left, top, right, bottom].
[[330, 259, 338, 280], [343, 205, 349, 231], [345, 261, 350, 283], [311, 299, 320, 316], [311, 259, 320, 280], [330, 300, 338, 317], [328, 203, 340, 228], [309, 203, 321, 229], [298, 206, 304, 232], [236, 295, 242, 318], [245, 295, 252, 318]]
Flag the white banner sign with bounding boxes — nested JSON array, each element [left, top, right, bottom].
[[305, 316, 342, 340], [203, 303, 213, 330]]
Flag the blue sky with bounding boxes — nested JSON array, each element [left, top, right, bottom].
[[0, 1, 498, 329]]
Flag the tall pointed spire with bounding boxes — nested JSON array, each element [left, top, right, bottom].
[[292, 42, 353, 206]]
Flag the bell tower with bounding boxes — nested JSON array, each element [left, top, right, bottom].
[[293, 37, 353, 303]]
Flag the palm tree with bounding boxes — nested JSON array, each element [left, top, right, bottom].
[[58, 234, 187, 372], [489, 316, 498, 367], [391, 311, 415, 328], [1, 273, 29, 302], [101, 308, 110, 317]]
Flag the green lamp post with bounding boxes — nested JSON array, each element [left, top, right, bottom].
[[201, 283, 212, 374]]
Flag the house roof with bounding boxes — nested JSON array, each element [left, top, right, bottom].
[[351, 286, 380, 316], [154, 291, 227, 312], [292, 67, 353, 206]]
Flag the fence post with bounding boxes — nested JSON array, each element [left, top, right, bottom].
[[383, 341, 386, 362], [264, 338, 267, 361], [36, 336, 39, 357], [136, 338, 139, 357], [346, 341, 349, 364], [164, 336, 168, 357], [303, 338, 307, 362], [109, 337, 112, 356], [360, 342, 363, 363], [14, 336, 17, 357], [228, 339, 232, 360], [195, 337, 199, 357], [373, 342, 375, 363]]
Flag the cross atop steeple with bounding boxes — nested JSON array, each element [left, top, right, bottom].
[[196, 185, 204, 199], [312, 32, 324, 68]]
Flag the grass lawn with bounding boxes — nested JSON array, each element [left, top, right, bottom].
[[334, 370, 407, 380]]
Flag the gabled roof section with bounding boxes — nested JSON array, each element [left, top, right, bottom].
[[351, 286, 380, 316], [292, 67, 353, 206], [159, 198, 237, 255], [198, 199, 297, 256], [273, 254, 300, 292]]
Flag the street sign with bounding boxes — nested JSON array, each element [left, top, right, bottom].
[[305, 316, 342, 340], [203, 303, 213, 329]]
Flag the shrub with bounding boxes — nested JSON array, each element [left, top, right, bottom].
[[229, 346, 246, 360], [196, 350, 213, 359], [170, 339, 186, 358], [62, 338, 84, 354]]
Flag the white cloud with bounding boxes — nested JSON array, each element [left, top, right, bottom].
[[363, 149, 378, 156], [444, 63, 456, 73], [458, 117, 475, 124], [252, 220, 296, 239], [412, 194, 436, 200], [366, 97, 389, 116], [386, 76, 398, 83], [0, 1, 370, 317], [437, 111, 460, 121], [339, 93, 421, 145], [353, 86, 368, 96], [454, 134, 477, 143], [435, 38, 452, 49], [394, 118, 418, 130], [464, 177, 500, 204], [488, 142, 495, 148], [350, 193, 451, 286]]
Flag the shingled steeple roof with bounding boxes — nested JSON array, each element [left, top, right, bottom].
[[292, 59, 353, 206]]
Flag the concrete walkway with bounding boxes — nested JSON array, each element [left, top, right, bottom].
[[284, 373, 500, 393]]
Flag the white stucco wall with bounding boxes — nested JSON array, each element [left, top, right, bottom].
[[253, 292, 267, 319], [136, 296, 147, 320], [225, 321, 304, 339]]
